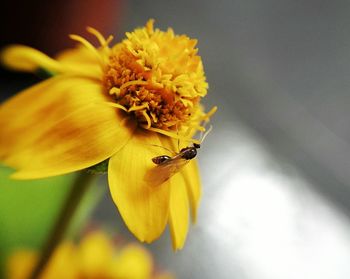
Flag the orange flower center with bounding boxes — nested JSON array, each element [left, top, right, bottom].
[[103, 47, 199, 130], [102, 20, 208, 131]]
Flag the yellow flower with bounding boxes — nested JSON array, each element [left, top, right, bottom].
[[7, 230, 175, 279], [0, 20, 216, 249]]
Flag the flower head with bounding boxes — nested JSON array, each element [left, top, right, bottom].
[[7, 230, 175, 279], [104, 20, 208, 132], [0, 20, 216, 249]]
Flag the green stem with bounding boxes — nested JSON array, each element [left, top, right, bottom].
[[29, 171, 96, 279]]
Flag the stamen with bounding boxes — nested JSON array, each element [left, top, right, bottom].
[[195, 126, 206, 132], [187, 106, 218, 124], [205, 106, 218, 119], [150, 112, 158, 123], [183, 126, 196, 137], [146, 19, 155, 34], [128, 104, 149, 112], [180, 98, 194, 107], [69, 34, 104, 67], [119, 80, 148, 91], [100, 102, 128, 112], [109, 87, 120, 95], [69, 34, 98, 53], [102, 20, 212, 139], [86, 27, 107, 46], [105, 35, 114, 45], [142, 111, 152, 129]]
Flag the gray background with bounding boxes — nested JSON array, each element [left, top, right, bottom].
[[94, 1, 350, 279]]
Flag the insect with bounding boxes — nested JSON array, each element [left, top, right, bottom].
[[145, 126, 211, 186], [152, 143, 201, 165]]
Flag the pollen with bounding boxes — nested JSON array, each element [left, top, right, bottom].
[[103, 19, 208, 132]]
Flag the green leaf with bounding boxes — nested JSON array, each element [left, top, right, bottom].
[[0, 165, 103, 277]]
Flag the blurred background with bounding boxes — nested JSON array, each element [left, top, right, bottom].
[[2, 0, 350, 278]]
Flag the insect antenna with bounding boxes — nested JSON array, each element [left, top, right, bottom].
[[191, 124, 213, 148], [145, 143, 177, 156], [199, 125, 213, 144]]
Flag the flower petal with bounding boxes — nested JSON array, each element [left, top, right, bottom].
[[56, 46, 99, 66], [168, 173, 190, 250], [55, 46, 103, 76], [0, 75, 136, 178], [1, 45, 63, 73], [157, 136, 202, 222], [181, 160, 202, 222], [1, 45, 102, 78], [108, 130, 171, 243]]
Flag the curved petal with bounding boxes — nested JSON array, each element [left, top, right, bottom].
[[1, 45, 63, 73], [108, 130, 171, 243], [168, 173, 190, 250], [157, 136, 202, 223], [1, 45, 102, 79], [55, 46, 103, 76], [181, 159, 202, 222], [0, 75, 136, 178], [56, 46, 99, 66]]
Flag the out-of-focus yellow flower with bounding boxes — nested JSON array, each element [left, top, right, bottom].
[[7, 231, 175, 279], [0, 20, 216, 249]]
